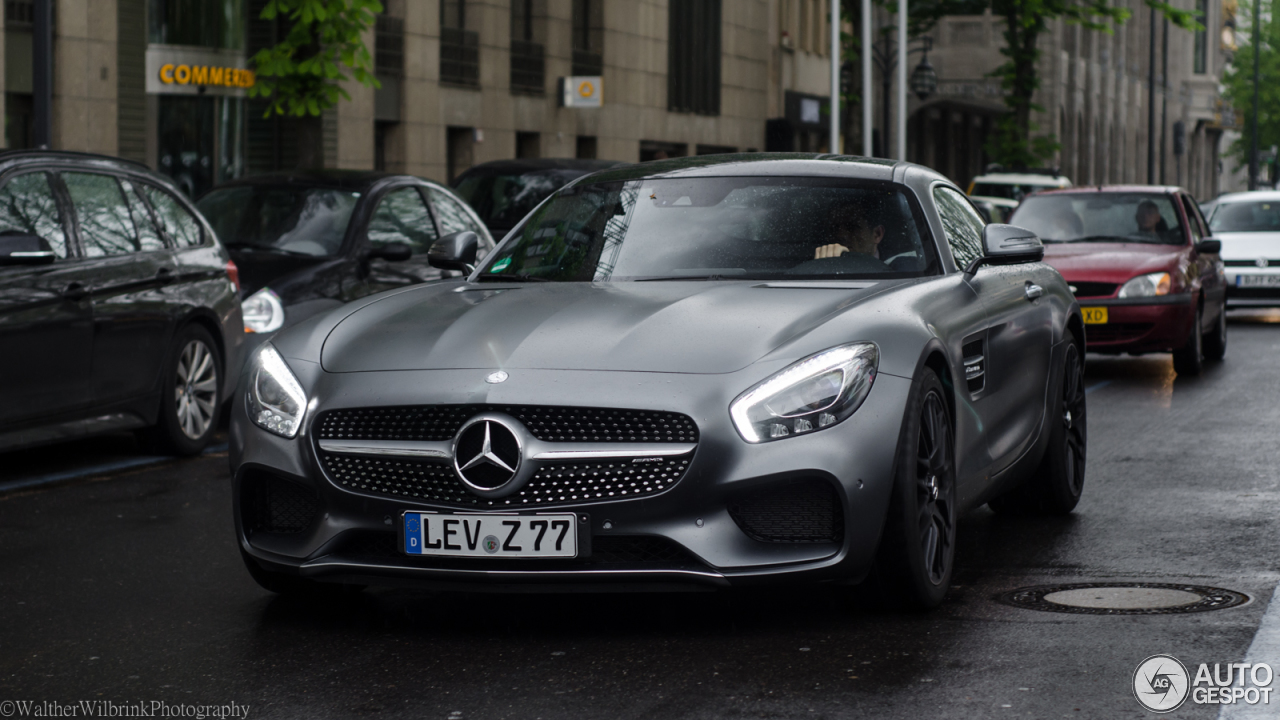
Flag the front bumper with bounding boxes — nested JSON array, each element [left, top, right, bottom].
[[1075, 294, 1194, 353], [1225, 268, 1280, 307], [230, 364, 914, 590]]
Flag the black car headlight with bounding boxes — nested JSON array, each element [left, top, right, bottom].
[[246, 344, 308, 439], [730, 343, 878, 443]]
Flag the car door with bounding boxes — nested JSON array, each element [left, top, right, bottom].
[[935, 185, 1055, 476], [362, 185, 445, 295], [1181, 193, 1225, 320], [0, 170, 96, 427], [62, 171, 177, 408], [927, 184, 995, 490]]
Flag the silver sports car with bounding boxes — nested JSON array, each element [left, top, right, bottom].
[[230, 154, 1086, 608]]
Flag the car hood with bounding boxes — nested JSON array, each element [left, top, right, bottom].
[[1041, 242, 1185, 283], [228, 249, 335, 298], [1212, 231, 1280, 259], [320, 280, 887, 374]]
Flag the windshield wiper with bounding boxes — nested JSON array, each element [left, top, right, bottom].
[[475, 273, 552, 282], [223, 243, 317, 257]]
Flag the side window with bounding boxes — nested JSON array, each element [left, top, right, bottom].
[[63, 172, 140, 257], [0, 172, 68, 258], [144, 185, 204, 248], [1181, 196, 1205, 241], [428, 187, 485, 236], [367, 188, 440, 254], [934, 186, 986, 270], [119, 179, 166, 252]]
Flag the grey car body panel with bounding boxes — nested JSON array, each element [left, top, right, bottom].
[[232, 154, 1080, 589]]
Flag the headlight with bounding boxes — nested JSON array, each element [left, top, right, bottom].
[[242, 287, 285, 333], [246, 344, 307, 438], [730, 343, 878, 443], [1117, 272, 1171, 298]]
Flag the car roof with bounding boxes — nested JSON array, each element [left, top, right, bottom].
[[0, 149, 152, 173], [1211, 190, 1280, 204], [574, 152, 921, 184], [1032, 185, 1184, 196], [209, 169, 427, 193], [971, 173, 1072, 186], [454, 158, 625, 177]]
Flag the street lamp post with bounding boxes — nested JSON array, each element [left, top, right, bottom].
[[869, 30, 935, 157], [1250, 0, 1261, 190]]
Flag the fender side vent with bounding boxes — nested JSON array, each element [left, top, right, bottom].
[[962, 337, 986, 394]]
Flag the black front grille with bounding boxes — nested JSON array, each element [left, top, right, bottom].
[[333, 530, 705, 570], [728, 479, 844, 543], [319, 452, 692, 508], [316, 405, 699, 444], [1070, 282, 1117, 298], [1224, 259, 1280, 267], [241, 471, 319, 535]]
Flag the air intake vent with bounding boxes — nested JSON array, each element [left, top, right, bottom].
[[728, 478, 843, 543], [962, 337, 985, 394], [241, 471, 318, 535], [317, 405, 698, 444]]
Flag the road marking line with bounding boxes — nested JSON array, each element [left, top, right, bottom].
[[1220, 583, 1280, 719], [1085, 381, 1112, 394], [0, 442, 229, 494]]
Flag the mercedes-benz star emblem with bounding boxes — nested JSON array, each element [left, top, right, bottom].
[[486, 370, 509, 384], [452, 416, 524, 493]]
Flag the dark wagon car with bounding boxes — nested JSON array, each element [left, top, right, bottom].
[[0, 151, 243, 455], [195, 171, 495, 356], [231, 154, 1085, 609]]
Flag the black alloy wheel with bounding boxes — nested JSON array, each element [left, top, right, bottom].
[[864, 369, 956, 609], [142, 324, 222, 456], [1204, 302, 1228, 361], [1172, 303, 1204, 375]]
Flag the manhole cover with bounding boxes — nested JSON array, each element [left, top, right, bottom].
[[996, 583, 1249, 615]]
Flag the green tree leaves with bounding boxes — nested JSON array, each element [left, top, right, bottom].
[[249, 0, 383, 118], [1221, 0, 1280, 172]]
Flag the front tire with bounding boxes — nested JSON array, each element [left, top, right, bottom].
[[866, 369, 956, 610], [1172, 303, 1204, 375], [143, 324, 222, 455], [1203, 301, 1227, 361]]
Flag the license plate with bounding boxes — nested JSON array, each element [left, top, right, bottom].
[[1082, 307, 1108, 324], [1236, 274, 1280, 287], [402, 512, 578, 558]]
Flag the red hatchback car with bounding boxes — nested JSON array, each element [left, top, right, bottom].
[[1008, 186, 1227, 374]]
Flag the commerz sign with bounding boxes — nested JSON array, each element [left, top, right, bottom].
[[158, 64, 255, 89]]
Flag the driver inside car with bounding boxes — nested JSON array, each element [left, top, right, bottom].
[[814, 203, 885, 259]]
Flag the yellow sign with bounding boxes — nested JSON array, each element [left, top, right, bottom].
[[577, 80, 595, 98], [159, 64, 255, 89], [1081, 307, 1108, 324]]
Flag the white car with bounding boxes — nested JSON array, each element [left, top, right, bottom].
[[968, 172, 1073, 216], [1204, 190, 1280, 307]]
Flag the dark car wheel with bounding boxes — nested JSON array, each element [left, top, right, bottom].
[[1203, 302, 1227, 361], [989, 336, 1087, 516], [863, 369, 956, 610], [1172, 303, 1204, 376], [143, 324, 221, 456]]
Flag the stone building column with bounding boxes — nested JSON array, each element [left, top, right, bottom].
[[53, 0, 118, 154]]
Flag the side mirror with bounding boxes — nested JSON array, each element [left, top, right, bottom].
[[965, 224, 1044, 275], [1195, 238, 1222, 255], [0, 233, 55, 266], [366, 241, 412, 262], [428, 231, 479, 273]]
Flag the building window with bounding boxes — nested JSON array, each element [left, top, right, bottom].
[[148, 0, 244, 50], [1194, 0, 1208, 73], [576, 135, 597, 159], [511, 0, 545, 94], [516, 131, 540, 159], [441, 0, 479, 87], [572, 0, 603, 76], [668, 0, 721, 115]]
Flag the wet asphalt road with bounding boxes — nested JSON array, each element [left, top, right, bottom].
[[3, 314, 1280, 719]]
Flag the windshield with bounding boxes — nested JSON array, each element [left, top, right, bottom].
[[1209, 200, 1280, 232], [971, 182, 1058, 202], [1009, 193, 1184, 245], [196, 186, 361, 257], [476, 177, 935, 282], [453, 172, 574, 231]]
